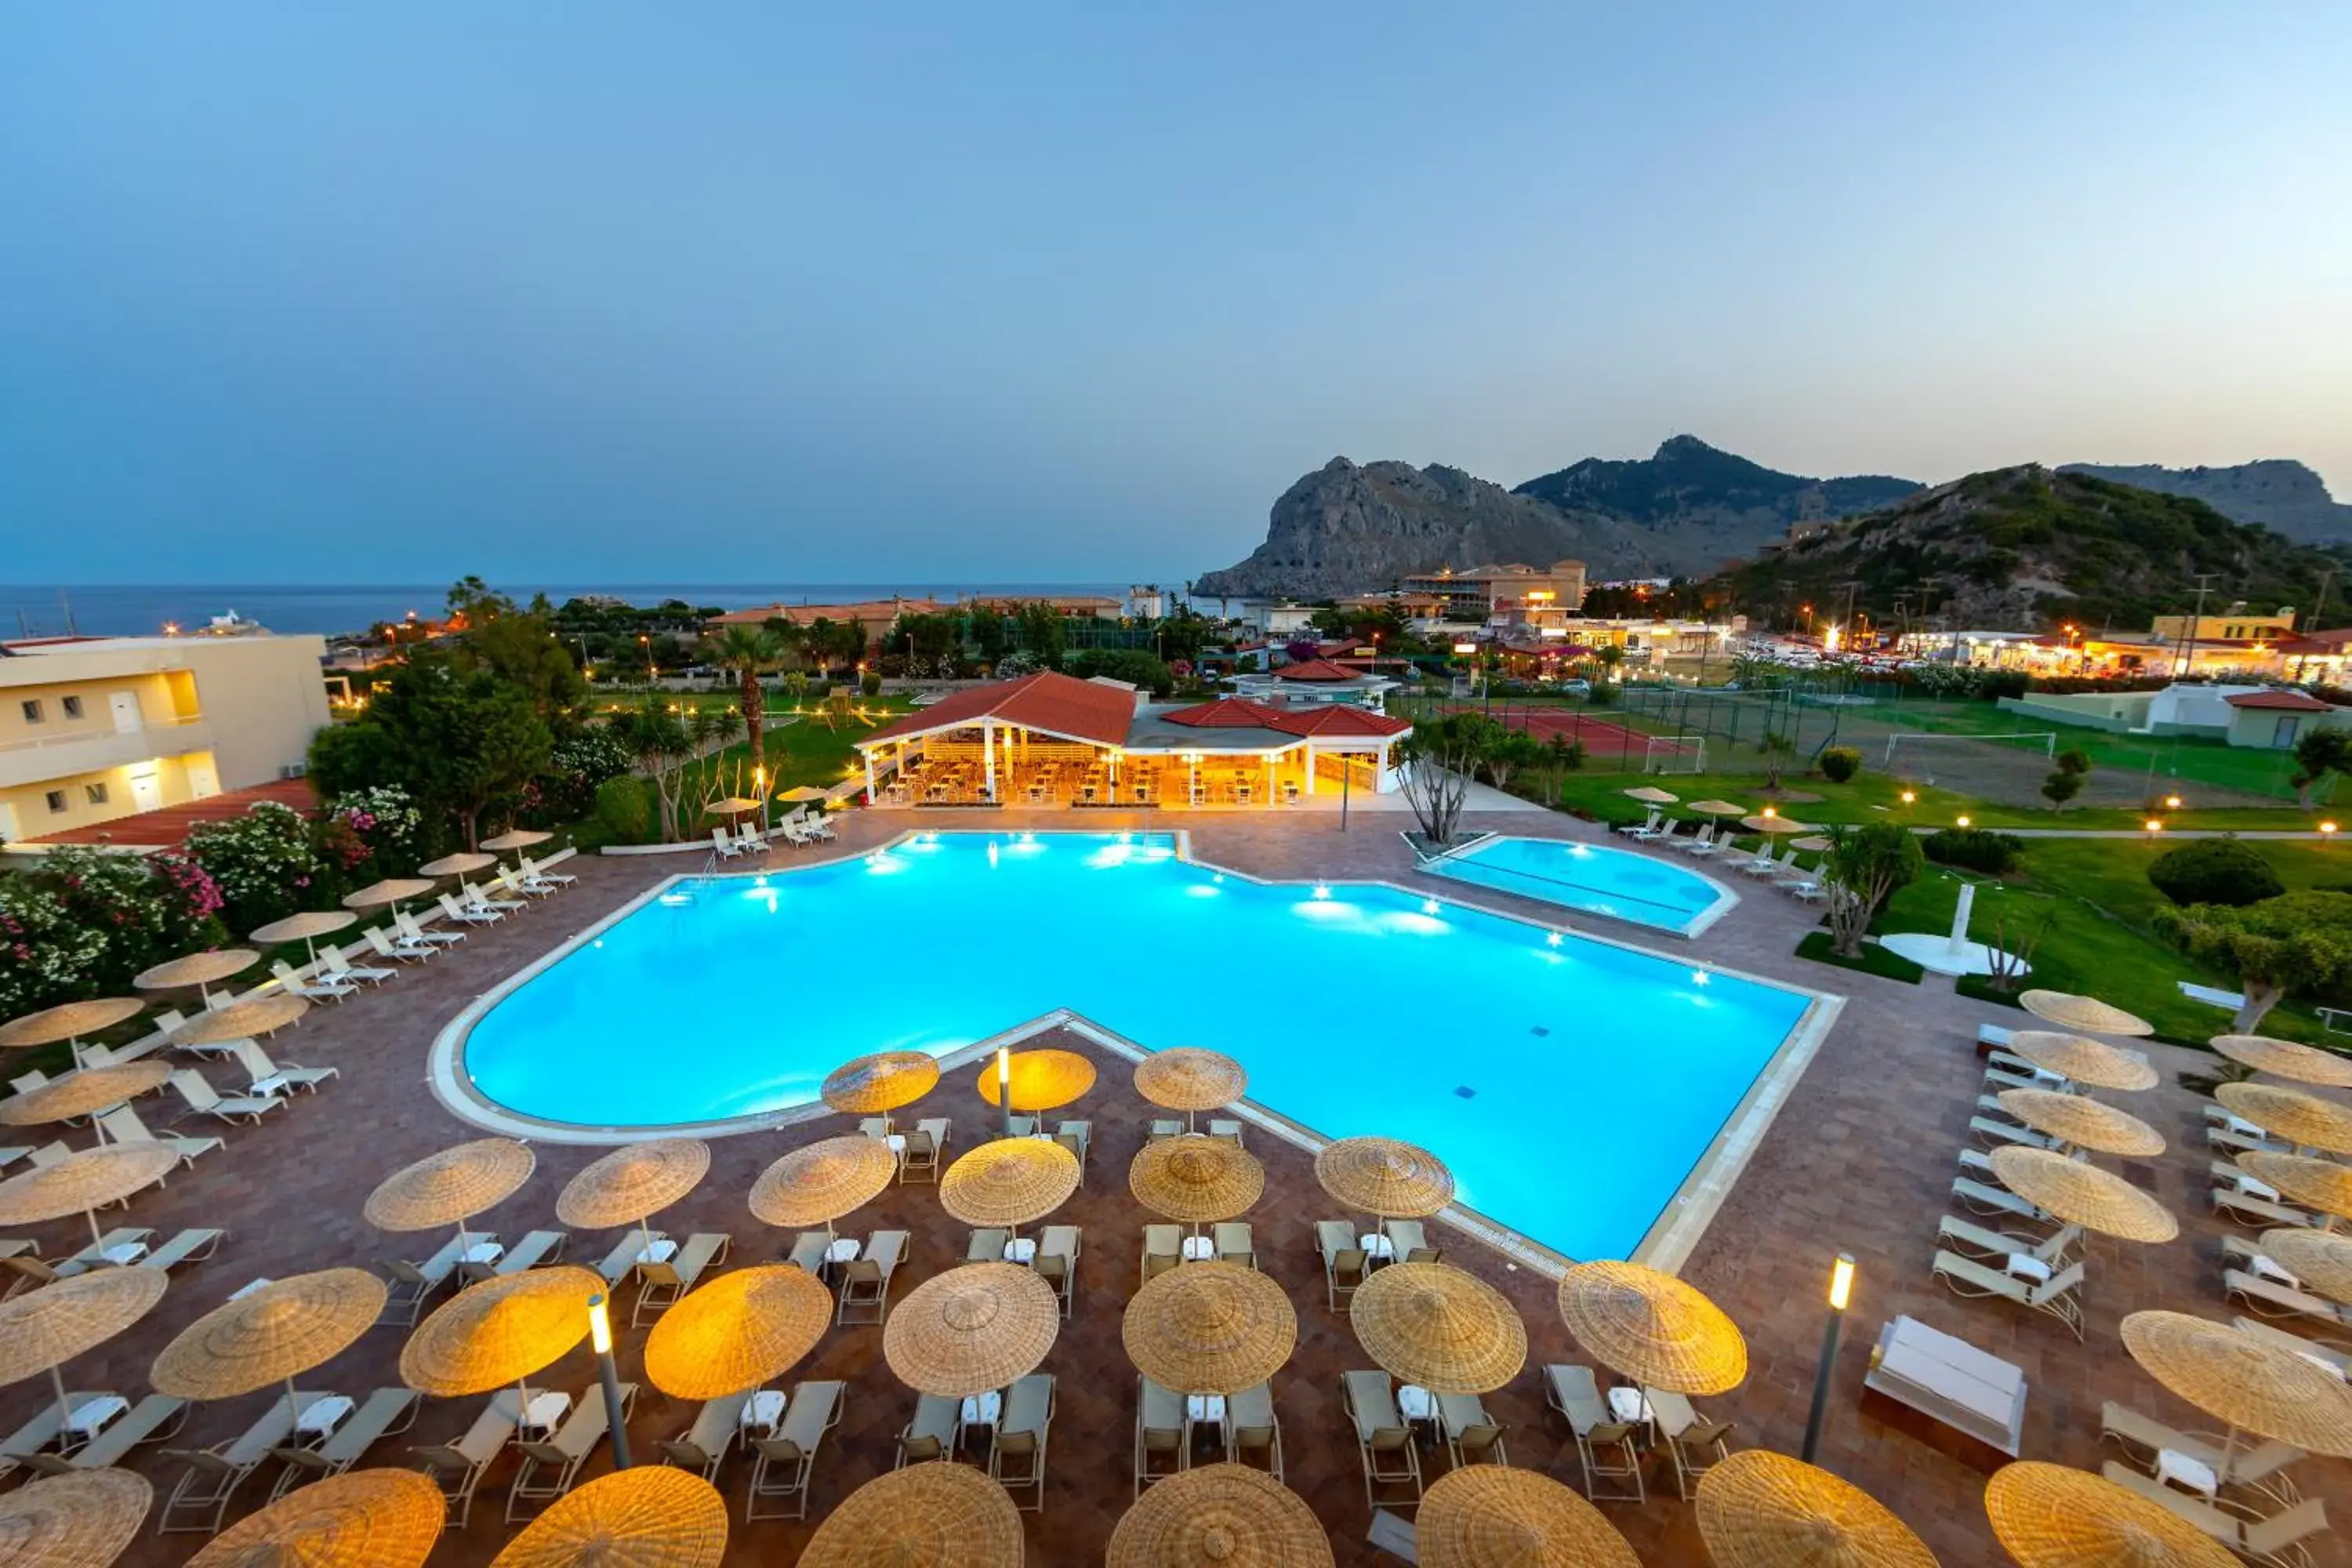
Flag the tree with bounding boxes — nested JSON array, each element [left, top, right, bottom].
[[2040, 746, 2091, 811], [1481, 729, 1547, 796], [1066, 647, 1174, 696], [1757, 731, 1797, 790], [307, 651, 554, 851], [1399, 713, 1494, 845], [1822, 822, 1925, 957], [2157, 891, 2352, 1032], [713, 626, 783, 778], [612, 705, 695, 843], [2291, 728, 2352, 809], [454, 593, 587, 731], [1595, 645, 1626, 679], [2148, 836, 2285, 908], [1014, 603, 1066, 670]]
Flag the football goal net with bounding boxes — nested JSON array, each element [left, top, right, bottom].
[[1882, 731, 2057, 782], [1642, 735, 1708, 775]]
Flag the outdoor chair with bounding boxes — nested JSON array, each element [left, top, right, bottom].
[[1952, 1176, 2053, 1225], [1134, 1377, 1185, 1495], [785, 1232, 832, 1274], [364, 926, 436, 964], [1437, 1392, 1509, 1468], [96, 1104, 220, 1168], [463, 880, 526, 915], [396, 909, 463, 948], [229, 1039, 337, 1095], [989, 1374, 1054, 1512], [967, 1228, 1011, 1265], [507, 1382, 637, 1522], [158, 1396, 308, 1534], [168, 1069, 284, 1127], [320, 946, 395, 985], [466, 1228, 568, 1283], [593, 1228, 668, 1287], [1147, 1119, 1184, 1140], [745, 1380, 843, 1523], [2100, 1463, 2327, 1565], [379, 1233, 471, 1327], [1214, 1222, 1256, 1270], [1967, 1113, 2059, 1152], [898, 1118, 949, 1182], [1930, 1249, 2086, 1340], [1054, 1120, 1091, 1181], [895, 1395, 961, 1468], [0, 1397, 111, 1488], [495, 867, 554, 902], [655, 1391, 753, 1481], [1207, 1118, 1244, 1147], [1647, 1388, 1733, 1497], [411, 1390, 523, 1530], [438, 892, 503, 927], [837, 1231, 906, 1325], [2100, 1400, 2304, 1492], [2213, 1183, 2317, 1232], [268, 960, 355, 1003], [2235, 1315, 2352, 1376], [1140, 1224, 1181, 1287], [263, 1388, 418, 1499], [710, 828, 745, 861], [1225, 1382, 1282, 1480], [1341, 1370, 1422, 1509], [1036, 1226, 1081, 1315], [1316, 1220, 1367, 1311], [632, 1232, 731, 1325], [1546, 1363, 1646, 1503], [1386, 1220, 1439, 1265], [521, 854, 578, 887], [2225, 1268, 2351, 1331], [22, 1393, 188, 1477], [1936, 1214, 2080, 1269]]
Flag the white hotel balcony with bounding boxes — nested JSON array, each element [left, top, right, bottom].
[[0, 713, 213, 791]]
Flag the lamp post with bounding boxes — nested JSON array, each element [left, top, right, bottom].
[[1799, 1253, 1855, 1463], [588, 1293, 632, 1468], [639, 634, 653, 689], [754, 764, 770, 836], [996, 1045, 1014, 1140]]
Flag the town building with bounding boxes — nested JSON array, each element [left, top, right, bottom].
[[0, 634, 329, 844], [1399, 561, 1588, 622]]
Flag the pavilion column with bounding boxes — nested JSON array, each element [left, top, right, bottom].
[[864, 752, 877, 804], [983, 721, 996, 800], [1264, 753, 1274, 809], [1304, 743, 1316, 793]]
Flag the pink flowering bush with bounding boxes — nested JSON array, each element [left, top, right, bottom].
[[0, 846, 227, 1015], [185, 801, 329, 931]]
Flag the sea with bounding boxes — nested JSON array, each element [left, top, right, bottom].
[[0, 583, 1138, 641]]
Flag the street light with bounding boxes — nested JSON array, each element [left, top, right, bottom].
[[587, 1293, 632, 1468], [2143, 817, 2164, 843], [1799, 1253, 1855, 1463], [2163, 794, 2183, 811], [996, 1045, 1014, 1141], [1955, 815, 1971, 829], [2321, 821, 2339, 843], [1899, 789, 1916, 806]]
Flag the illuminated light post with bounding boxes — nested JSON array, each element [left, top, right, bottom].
[[1899, 789, 1916, 806], [1800, 1254, 1856, 1463], [588, 1294, 632, 1468], [639, 634, 654, 688], [1955, 815, 1971, 829], [2143, 817, 2164, 844], [996, 1045, 1014, 1141], [2164, 794, 2183, 812]]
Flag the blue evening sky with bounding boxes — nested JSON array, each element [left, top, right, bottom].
[[3, 5, 2347, 585]]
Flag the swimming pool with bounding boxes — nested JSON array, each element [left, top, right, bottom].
[[452, 832, 1826, 1262], [1421, 835, 1734, 936]]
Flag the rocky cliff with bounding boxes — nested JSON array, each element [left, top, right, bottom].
[[2058, 459, 2352, 546], [1195, 437, 1923, 599]]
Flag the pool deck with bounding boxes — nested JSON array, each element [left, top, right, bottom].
[[10, 805, 2348, 1566]]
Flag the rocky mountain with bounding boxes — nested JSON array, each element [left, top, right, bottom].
[[1194, 437, 1923, 599], [2058, 459, 2352, 546], [1711, 465, 2343, 633]]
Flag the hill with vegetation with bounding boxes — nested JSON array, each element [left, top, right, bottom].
[[2060, 459, 2352, 546], [1711, 465, 2347, 633]]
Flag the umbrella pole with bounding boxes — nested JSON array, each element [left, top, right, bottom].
[[83, 1206, 104, 1250], [285, 1377, 304, 1439], [49, 1365, 74, 1436]]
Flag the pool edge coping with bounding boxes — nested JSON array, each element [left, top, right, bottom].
[[425, 826, 1846, 1279]]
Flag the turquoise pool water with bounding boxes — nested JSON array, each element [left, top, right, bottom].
[[463, 832, 1814, 1261], [1422, 835, 1731, 935]]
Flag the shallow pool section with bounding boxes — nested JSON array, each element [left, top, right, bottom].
[[1421, 835, 1734, 935], [459, 832, 1817, 1261]]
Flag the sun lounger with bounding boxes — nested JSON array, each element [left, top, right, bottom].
[[1036, 1225, 1080, 1316], [1222, 1381, 1282, 1480], [67, 1226, 220, 1276], [439, 892, 503, 927], [1936, 1214, 2078, 1268], [1385, 1220, 1438, 1264], [169, 1068, 285, 1126], [1140, 1224, 1181, 1287], [0, 1395, 114, 1486], [1932, 1249, 2085, 1338], [22, 1393, 189, 1476], [746, 1380, 844, 1523], [95, 1104, 219, 1167], [463, 881, 526, 915], [1147, 1119, 1182, 1141], [380, 1234, 470, 1325], [507, 1382, 635, 1521], [633, 1232, 731, 1325], [895, 1394, 962, 1468], [897, 1117, 949, 1182], [394, 911, 463, 949], [2227, 1269, 2352, 1330], [989, 1374, 1053, 1512], [2100, 1403, 2306, 1493], [2234, 1316, 2352, 1375], [655, 1390, 753, 1481], [1214, 1222, 1256, 1270], [102, 1009, 186, 1065], [593, 1229, 667, 1287], [269, 960, 355, 1004], [710, 828, 746, 861], [837, 1231, 906, 1325], [1675, 824, 1719, 857], [321, 946, 395, 986], [477, 1228, 568, 1282], [494, 868, 553, 903], [966, 1228, 1011, 1264], [158, 1396, 310, 1533], [1952, 1176, 2053, 1225], [1542, 1363, 1645, 1501], [2212, 1185, 2318, 1231], [2099, 1464, 2326, 1566], [785, 1232, 833, 1275], [521, 855, 578, 887], [1135, 1377, 1185, 1495], [1055, 1120, 1091, 1179], [229, 1040, 336, 1097], [1317, 1220, 1367, 1310], [1969, 1114, 2058, 1152], [263, 1386, 419, 1497], [365, 926, 436, 964], [1436, 1390, 1509, 1468], [1341, 1369, 1422, 1508], [412, 1388, 523, 1529]]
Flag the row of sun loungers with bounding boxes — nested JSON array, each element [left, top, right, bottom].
[[1617, 813, 1828, 898], [710, 815, 837, 862], [1936, 1073, 2091, 1338]]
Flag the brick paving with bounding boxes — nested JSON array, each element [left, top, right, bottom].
[[5, 807, 2348, 1566]]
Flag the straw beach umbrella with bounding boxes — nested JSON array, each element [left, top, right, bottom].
[[798, 1463, 1023, 1568], [1105, 1464, 1333, 1568], [821, 1051, 940, 1118], [975, 1047, 1097, 1113], [0, 1469, 152, 1568], [1987, 1148, 2178, 1243], [185, 1469, 445, 1568], [151, 1268, 388, 1439], [942, 1138, 1080, 1243], [1123, 1262, 1296, 1397], [2121, 1310, 2352, 1465], [1415, 1465, 1640, 1568], [1131, 1136, 1265, 1228], [249, 909, 359, 966], [343, 877, 435, 914], [2211, 1033, 2352, 1090], [1686, 799, 1746, 824], [1134, 1047, 1248, 1132], [0, 1267, 170, 1440], [400, 1266, 604, 1401], [1994, 1089, 2165, 1158], [418, 851, 497, 878], [2255, 1229, 2352, 1302], [1984, 1461, 2236, 1568], [1740, 814, 1812, 837], [643, 1265, 832, 1401], [1316, 1138, 1455, 1248], [492, 1466, 728, 1568], [2236, 1152, 2352, 1230], [2008, 1030, 2159, 1093], [0, 997, 146, 1069], [883, 1263, 1059, 1398], [1621, 786, 1678, 805], [1352, 1263, 1526, 1395], [0, 1143, 180, 1249], [2215, 1082, 2352, 1157], [2020, 990, 2154, 1038], [0, 1061, 172, 1142], [1555, 1260, 1748, 1396], [169, 993, 310, 1049], [556, 1138, 710, 1234], [365, 1138, 536, 1256], [135, 949, 257, 1004], [1695, 1451, 1938, 1568], [703, 797, 764, 818], [749, 1136, 898, 1237], [481, 829, 554, 853]]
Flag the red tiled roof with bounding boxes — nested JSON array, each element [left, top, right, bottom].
[[858, 672, 1136, 749], [1161, 698, 1288, 729], [1266, 706, 1411, 739], [2224, 691, 2334, 712], [1269, 659, 1367, 683], [26, 778, 318, 848]]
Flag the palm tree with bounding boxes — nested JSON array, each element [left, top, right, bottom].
[[713, 626, 783, 777]]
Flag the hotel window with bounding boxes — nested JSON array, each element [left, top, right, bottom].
[[85, 782, 109, 805], [20, 699, 42, 724], [45, 789, 67, 813], [61, 695, 84, 719]]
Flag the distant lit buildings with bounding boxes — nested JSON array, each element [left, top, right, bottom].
[[1399, 561, 1588, 624]]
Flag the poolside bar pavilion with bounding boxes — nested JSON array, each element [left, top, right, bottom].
[[853, 672, 1410, 808]]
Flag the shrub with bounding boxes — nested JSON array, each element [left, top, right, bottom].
[[860, 670, 883, 698], [593, 775, 653, 845], [1819, 746, 1861, 783], [0, 848, 226, 1015], [1923, 826, 2024, 875], [2148, 836, 2285, 908], [185, 802, 331, 931]]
